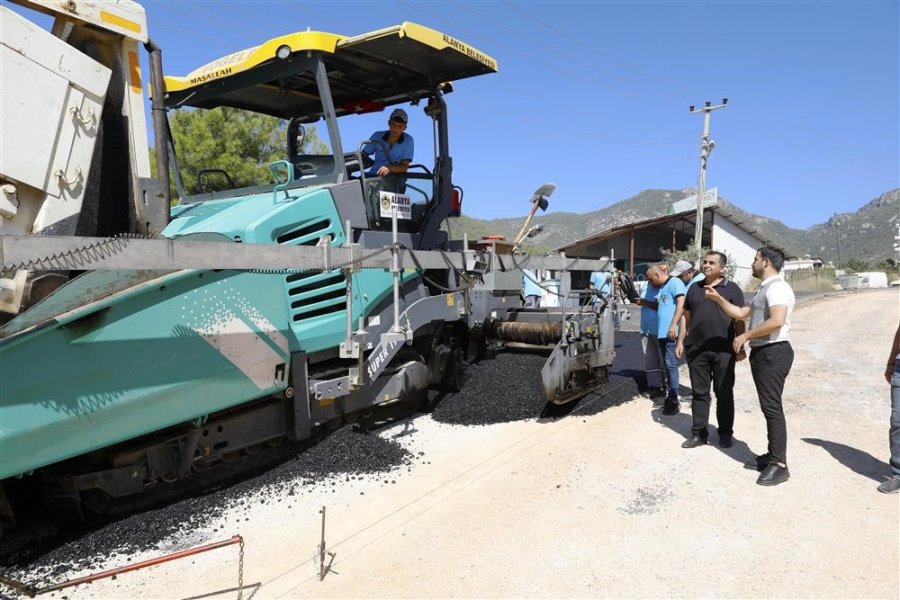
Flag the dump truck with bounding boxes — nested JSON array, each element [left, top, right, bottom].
[[0, 5, 620, 534], [0, 0, 167, 318]]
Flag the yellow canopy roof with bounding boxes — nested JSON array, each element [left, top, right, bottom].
[[163, 22, 497, 120]]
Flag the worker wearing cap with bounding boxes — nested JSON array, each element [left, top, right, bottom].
[[672, 259, 705, 289], [363, 108, 415, 179]]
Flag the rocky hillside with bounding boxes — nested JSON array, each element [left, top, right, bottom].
[[449, 189, 691, 253], [450, 188, 899, 264], [807, 189, 900, 264]]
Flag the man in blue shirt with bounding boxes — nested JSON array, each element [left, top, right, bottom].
[[633, 276, 663, 399], [363, 108, 414, 192], [641, 264, 687, 415], [522, 269, 543, 308]]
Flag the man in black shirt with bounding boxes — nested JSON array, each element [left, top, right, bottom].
[[676, 251, 745, 448]]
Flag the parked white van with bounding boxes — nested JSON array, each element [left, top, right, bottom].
[[856, 272, 888, 289]]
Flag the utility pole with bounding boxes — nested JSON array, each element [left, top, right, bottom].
[[834, 218, 841, 268], [689, 98, 728, 260]]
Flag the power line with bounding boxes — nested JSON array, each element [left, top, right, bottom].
[[460, 0, 672, 91], [449, 0, 646, 90], [164, 2, 259, 38], [602, 153, 697, 206], [501, 0, 694, 96], [150, 14, 237, 50], [395, 0, 655, 102]]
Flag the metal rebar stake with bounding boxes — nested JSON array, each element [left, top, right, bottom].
[[318, 506, 326, 581], [318, 506, 336, 582]]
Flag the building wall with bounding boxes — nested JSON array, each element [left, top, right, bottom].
[[712, 217, 764, 288]]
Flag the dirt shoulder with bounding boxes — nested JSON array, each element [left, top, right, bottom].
[[27, 289, 900, 599]]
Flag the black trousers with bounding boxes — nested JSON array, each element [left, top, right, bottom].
[[749, 342, 794, 465], [686, 348, 736, 439]]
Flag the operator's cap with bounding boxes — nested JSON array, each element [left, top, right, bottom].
[[671, 260, 694, 277], [389, 108, 408, 123]]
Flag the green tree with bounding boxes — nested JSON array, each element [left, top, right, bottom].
[[151, 107, 327, 201], [876, 258, 897, 271], [844, 258, 870, 273]]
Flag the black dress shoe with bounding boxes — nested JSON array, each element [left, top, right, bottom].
[[744, 454, 770, 471], [757, 464, 790, 486], [681, 435, 709, 449], [662, 402, 679, 416], [718, 434, 733, 448]]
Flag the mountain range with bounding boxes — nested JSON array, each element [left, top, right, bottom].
[[451, 188, 900, 265]]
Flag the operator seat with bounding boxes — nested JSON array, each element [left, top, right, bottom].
[[293, 154, 336, 179]]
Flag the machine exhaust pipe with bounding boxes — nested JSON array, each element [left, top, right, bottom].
[[145, 39, 171, 225]]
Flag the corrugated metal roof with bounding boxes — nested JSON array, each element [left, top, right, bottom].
[[555, 200, 785, 255]]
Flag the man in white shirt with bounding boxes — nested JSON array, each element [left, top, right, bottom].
[[705, 246, 795, 487]]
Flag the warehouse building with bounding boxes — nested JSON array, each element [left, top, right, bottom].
[[557, 190, 774, 288]]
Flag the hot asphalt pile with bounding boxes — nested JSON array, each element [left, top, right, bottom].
[[0, 427, 416, 586], [0, 332, 645, 593], [430, 331, 643, 424]]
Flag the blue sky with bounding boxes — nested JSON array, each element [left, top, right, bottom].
[[9, 1, 899, 229]]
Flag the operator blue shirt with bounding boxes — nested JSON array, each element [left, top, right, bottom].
[[640, 283, 660, 336], [655, 276, 687, 339], [363, 130, 415, 175], [589, 271, 611, 295], [522, 269, 543, 297], [588, 271, 611, 304]]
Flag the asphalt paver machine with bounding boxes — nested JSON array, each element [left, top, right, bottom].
[[0, 21, 618, 530]]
